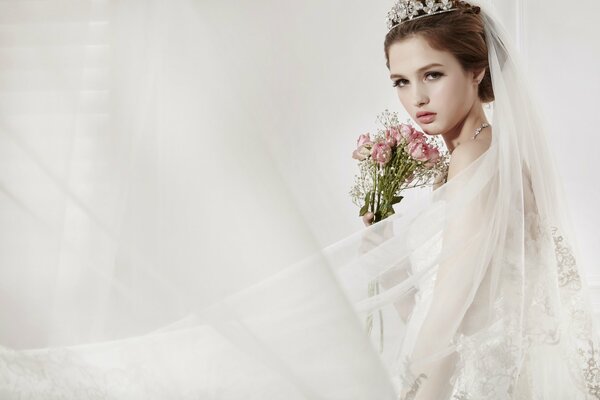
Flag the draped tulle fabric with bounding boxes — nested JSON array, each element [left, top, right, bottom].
[[0, 0, 599, 399]]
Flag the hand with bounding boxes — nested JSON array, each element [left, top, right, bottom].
[[362, 211, 375, 227]]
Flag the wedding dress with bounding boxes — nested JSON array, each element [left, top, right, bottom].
[[376, 167, 600, 398], [0, 0, 599, 399]]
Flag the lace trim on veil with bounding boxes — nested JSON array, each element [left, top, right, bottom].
[[397, 213, 600, 400]]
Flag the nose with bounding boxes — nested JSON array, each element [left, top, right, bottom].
[[412, 84, 429, 108]]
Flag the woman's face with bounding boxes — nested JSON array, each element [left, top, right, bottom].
[[388, 35, 480, 135]]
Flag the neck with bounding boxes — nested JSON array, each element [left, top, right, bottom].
[[441, 101, 490, 154]]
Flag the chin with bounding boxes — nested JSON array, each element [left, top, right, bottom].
[[413, 118, 443, 135], [420, 125, 440, 136]]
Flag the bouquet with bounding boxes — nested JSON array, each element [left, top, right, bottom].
[[349, 109, 449, 351], [350, 109, 450, 224]]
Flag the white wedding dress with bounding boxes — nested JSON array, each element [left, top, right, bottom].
[[377, 169, 600, 399]]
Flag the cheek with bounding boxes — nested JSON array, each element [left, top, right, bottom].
[[432, 79, 471, 114], [431, 80, 459, 104], [397, 91, 411, 110]]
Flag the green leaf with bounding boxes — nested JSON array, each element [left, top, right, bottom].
[[380, 206, 395, 220], [359, 203, 369, 217], [359, 193, 371, 216], [391, 196, 403, 205]]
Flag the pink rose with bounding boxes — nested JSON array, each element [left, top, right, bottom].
[[357, 133, 372, 147], [406, 139, 430, 162], [390, 127, 403, 144], [399, 123, 425, 143], [371, 142, 393, 166], [352, 144, 372, 161], [423, 147, 440, 168], [405, 134, 424, 149], [384, 128, 398, 148], [399, 124, 413, 140]]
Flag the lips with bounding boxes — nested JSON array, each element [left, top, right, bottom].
[[416, 112, 436, 123]]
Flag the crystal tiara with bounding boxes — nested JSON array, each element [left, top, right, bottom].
[[386, 0, 463, 31]]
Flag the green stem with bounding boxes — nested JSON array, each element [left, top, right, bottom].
[[371, 166, 377, 214]]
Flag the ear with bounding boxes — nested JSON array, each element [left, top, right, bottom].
[[472, 68, 486, 84]]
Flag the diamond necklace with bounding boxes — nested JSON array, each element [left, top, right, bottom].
[[472, 122, 490, 140], [450, 122, 491, 155], [442, 122, 491, 183]]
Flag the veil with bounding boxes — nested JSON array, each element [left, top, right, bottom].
[[0, 0, 599, 399]]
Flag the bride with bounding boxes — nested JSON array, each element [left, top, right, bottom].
[[0, 0, 599, 399], [355, 0, 600, 398]]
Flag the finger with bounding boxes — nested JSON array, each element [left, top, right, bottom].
[[362, 212, 374, 226]]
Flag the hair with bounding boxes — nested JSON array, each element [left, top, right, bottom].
[[384, 1, 494, 103]]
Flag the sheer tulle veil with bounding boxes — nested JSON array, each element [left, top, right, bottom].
[[0, 0, 599, 398]]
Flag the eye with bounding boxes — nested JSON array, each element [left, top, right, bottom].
[[392, 79, 408, 88], [393, 71, 444, 88], [426, 71, 443, 80]]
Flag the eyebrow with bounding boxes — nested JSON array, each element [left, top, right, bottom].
[[390, 63, 445, 80]]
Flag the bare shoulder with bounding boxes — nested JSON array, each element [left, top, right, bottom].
[[447, 139, 490, 181]]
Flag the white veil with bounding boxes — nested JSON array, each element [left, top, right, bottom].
[[0, 0, 599, 399]]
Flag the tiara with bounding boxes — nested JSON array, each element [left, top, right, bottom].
[[386, 0, 459, 31]]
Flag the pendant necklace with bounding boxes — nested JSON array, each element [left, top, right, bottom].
[[443, 122, 491, 184]]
